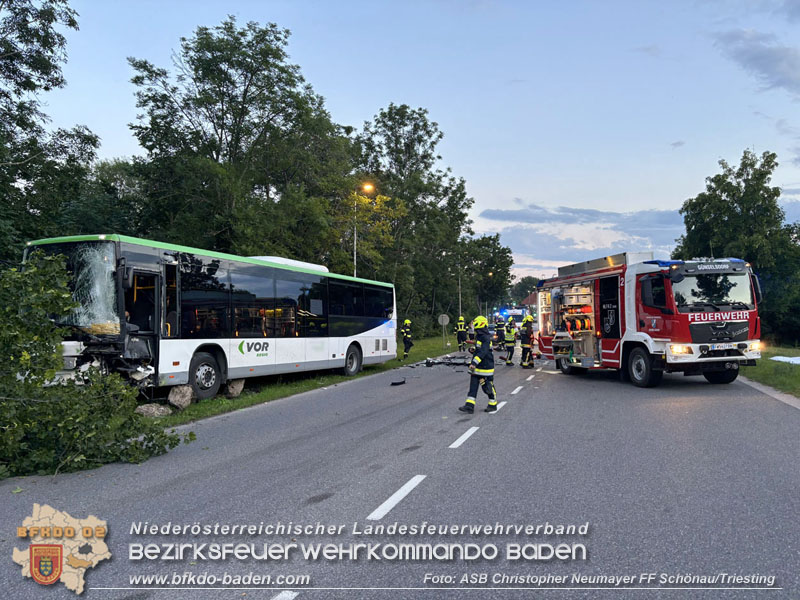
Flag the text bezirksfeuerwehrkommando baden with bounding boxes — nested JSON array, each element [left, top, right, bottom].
[[129, 521, 589, 537], [129, 521, 590, 562]]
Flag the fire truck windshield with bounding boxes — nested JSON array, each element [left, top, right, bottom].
[[672, 272, 754, 312]]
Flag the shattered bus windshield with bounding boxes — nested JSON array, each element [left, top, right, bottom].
[[672, 272, 754, 312], [32, 241, 120, 335]]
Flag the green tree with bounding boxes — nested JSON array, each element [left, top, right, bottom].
[[0, 253, 186, 478], [0, 0, 98, 260], [673, 149, 800, 343], [357, 103, 512, 331], [509, 275, 539, 305], [128, 16, 354, 256]]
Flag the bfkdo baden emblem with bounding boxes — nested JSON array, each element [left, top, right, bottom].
[[30, 544, 63, 585]]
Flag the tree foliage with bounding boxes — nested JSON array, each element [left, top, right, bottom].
[[0, 0, 100, 261], [674, 149, 800, 343], [0, 254, 186, 479]]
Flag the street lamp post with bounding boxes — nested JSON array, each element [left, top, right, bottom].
[[354, 182, 374, 277]]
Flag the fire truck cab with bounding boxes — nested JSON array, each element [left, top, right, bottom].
[[537, 252, 762, 387]]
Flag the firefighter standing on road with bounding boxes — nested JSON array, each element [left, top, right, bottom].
[[520, 314, 535, 368], [504, 316, 517, 365], [454, 315, 467, 351], [459, 316, 498, 414], [400, 319, 413, 361]]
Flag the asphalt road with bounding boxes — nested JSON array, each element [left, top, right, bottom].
[[1, 350, 798, 600]]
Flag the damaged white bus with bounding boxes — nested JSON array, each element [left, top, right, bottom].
[[26, 234, 396, 399]]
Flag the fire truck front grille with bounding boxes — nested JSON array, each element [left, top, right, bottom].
[[690, 322, 749, 344]]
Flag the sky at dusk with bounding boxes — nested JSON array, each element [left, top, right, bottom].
[[46, 0, 800, 277]]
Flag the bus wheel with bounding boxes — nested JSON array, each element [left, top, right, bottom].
[[703, 369, 739, 384], [342, 344, 362, 376], [627, 347, 663, 388], [190, 352, 221, 400]]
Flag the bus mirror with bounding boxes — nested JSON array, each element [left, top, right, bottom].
[[122, 267, 134, 289], [669, 270, 684, 284]]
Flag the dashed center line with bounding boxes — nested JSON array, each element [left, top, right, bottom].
[[511, 385, 523, 395], [270, 592, 299, 600], [449, 426, 480, 449], [367, 475, 426, 520], [536, 367, 543, 372], [526, 375, 535, 381], [488, 401, 508, 414]]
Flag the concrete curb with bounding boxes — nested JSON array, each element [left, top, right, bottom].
[[740, 376, 800, 411]]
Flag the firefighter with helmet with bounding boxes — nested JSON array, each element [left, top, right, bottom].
[[493, 314, 505, 350], [400, 319, 413, 361], [454, 315, 467, 351], [520, 314, 535, 368], [459, 316, 498, 413], [504, 315, 517, 365]]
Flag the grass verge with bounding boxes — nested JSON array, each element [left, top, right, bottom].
[[740, 345, 800, 398], [159, 334, 460, 427]]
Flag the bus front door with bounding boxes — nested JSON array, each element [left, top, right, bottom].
[[123, 271, 160, 368]]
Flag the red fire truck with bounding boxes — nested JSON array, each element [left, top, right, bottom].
[[537, 252, 762, 387]]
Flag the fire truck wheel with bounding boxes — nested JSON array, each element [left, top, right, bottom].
[[556, 358, 585, 375], [189, 352, 222, 400], [627, 347, 663, 388], [703, 369, 739, 384]]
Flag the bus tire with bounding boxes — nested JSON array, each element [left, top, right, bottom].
[[703, 370, 739, 384], [190, 352, 222, 400], [627, 347, 662, 388], [342, 344, 362, 376]]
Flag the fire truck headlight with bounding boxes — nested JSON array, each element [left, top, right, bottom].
[[670, 344, 693, 355], [749, 341, 762, 351]]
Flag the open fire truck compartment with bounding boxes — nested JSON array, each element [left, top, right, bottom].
[[537, 253, 762, 387]]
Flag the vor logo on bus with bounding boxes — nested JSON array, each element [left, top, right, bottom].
[[238, 341, 270, 356]]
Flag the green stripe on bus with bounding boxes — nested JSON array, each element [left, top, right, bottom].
[[27, 234, 394, 288]]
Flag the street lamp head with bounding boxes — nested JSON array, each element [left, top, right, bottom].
[[362, 183, 375, 194], [488, 271, 493, 277]]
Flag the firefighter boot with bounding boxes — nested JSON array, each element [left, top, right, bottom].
[[458, 400, 475, 414], [484, 402, 498, 413]]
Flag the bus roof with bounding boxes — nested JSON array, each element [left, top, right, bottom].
[[26, 234, 394, 288]]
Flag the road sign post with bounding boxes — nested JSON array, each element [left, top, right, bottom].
[[438, 314, 450, 349]]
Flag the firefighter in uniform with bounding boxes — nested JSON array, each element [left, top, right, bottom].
[[520, 314, 535, 368], [400, 319, 413, 360], [504, 315, 517, 365], [454, 315, 467, 351], [458, 316, 498, 413], [493, 315, 505, 350]]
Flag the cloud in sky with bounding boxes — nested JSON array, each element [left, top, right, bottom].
[[670, 140, 686, 148], [480, 199, 800, 277], [714, 29, 800, 96], [476, 203, 685, 276]]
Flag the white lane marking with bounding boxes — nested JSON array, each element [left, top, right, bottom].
[[489, 401, 508, 414], [511, 385, 523, 395], [449, 426, 480, 449], [526, 375, 535, 381], [536, 367, 543, 371], [542, 370, 560, 375], [367, 475, 426, 520], [740, 377, 800, 411], [270, 593, 299, 600]]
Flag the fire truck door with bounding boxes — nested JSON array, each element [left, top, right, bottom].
[[637, 274, 667, 335], [599, 276, 622, 366]]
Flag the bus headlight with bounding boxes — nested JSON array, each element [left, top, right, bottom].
[[670, 344, 693, 355], [749, 341, 762, 351]]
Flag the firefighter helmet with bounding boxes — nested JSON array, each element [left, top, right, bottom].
[[403, 319, 411, 325], [473, 316, 489, 329]]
